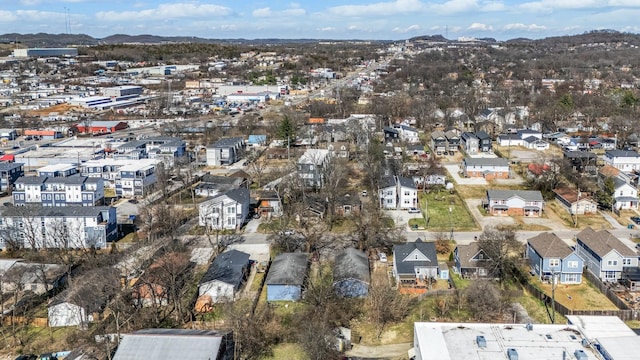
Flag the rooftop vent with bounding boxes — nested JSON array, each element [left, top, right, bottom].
[[574, 349, 588, 360], [476, 335, 487, 348], [545, 334, 553, 340], [526, 323, 533, 331], [507, 348, 519, 360]]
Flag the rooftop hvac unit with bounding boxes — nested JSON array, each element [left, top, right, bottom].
[[526, 323, 533, 331], [574, 350, 588, 360], [507, 348, 519, 360], [476, 335, 487, 348]]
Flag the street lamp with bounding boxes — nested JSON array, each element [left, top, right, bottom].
[[449, 207, 453, 240]]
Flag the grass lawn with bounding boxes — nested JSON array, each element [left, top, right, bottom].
[[104, 188, 116, 198], [546, 200, 612, 229], [251, 272, 265, 291], [261, 343, 308, 360], [530, 277, 618, 311], [450, 272, 470, 290], [420, 191, 479, 231], [516, 289, 565, 324]]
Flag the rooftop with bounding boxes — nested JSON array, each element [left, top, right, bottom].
[[527, 232, 573, 258]]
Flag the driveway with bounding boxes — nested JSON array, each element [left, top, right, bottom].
[[385, 209, 423, 230], [443, 164, 487, 185], [244, 218, 262, 233], [465, 199, 515, 229]]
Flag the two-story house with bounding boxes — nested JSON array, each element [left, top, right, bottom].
[[0, 206, 117, 249], [603, 150, 640, 172], [378, 175, 417, 210], [206, 137, 246, 166], [612, 177, 639, 210], [0, 163, 24, 192], [527, 232, 583, 284], [297, 149, 331, 188], [430, 131, 447, 155], [575, 227, 638, 282], [13, 176, 104, 206], [379, 176, 397, 210], [198, 188, 250, 230], [115, 162, 157, 197], [476, 130, 492, 152], [453, 242, 492, 279], [394, 124, 420, 144], [444, 130, 460, 154], [392, 239, 440, 287], [485, 189, 544, 217], [460, 132, 480, 154], [80, 159, 159, 193], [36, 163, 78, 178], [383, 127, 400, 143], [461, 158, 510, 180]]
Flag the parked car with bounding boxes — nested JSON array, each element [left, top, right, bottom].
[[128, 199, 139, 204], [279, 229, 296, 236], [379, 253, 387, 263], [361, 190, 368, 197], [631, 216, 640, 225], [407, 207, 421, 214]]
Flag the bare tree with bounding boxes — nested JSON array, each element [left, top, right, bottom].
[[465, 280, 505, 321], [366, 276, 413, 339], [477, 227, 522, 283]]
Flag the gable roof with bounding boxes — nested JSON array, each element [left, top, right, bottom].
[[455, 242, 489, 269], [208, 137, 244, 149], [113, 329, 228, 360], [266, 253, 309, 286], [599, 165, 621, 178], [200, 249, 250, 288], [397, 176, 416, 189], [487, 189, 543, 202], [576, 227, 636, 257], [393, 239, 437, 275], [333, 248, 370, 284], [527, 163, 551, 175], [208, 188, 250, 204], [527, 232, 573, 259], [379, 175, 396, 189], [605, 149, 640, 158], [463, 157, 510, 167], [553, 187, 594, 204]]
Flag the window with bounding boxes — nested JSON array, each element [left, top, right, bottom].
[[567, 261, 579, 268], [549, 259, 560, 267], [604, 271, 617, 280], [607, 260, 618, 266], [565, 273, 578, 282], [623, 258, 632, 266], [227, 206, 235, 214]]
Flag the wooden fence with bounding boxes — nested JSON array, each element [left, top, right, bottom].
[[2, 316, 48, 327]]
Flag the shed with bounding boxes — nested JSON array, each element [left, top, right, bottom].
[[438, 262, 449, 280]]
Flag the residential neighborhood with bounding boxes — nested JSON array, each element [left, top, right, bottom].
[[1, 29, 640, 360]]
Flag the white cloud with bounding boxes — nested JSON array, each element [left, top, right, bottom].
[[252, 6, 306, 18], [392, 24, 421, 33], [431, 0, 479, 14], [19, 0, 42, 5], [0, 11, 17, 22], [329, 0, 424, 17], [481, 1, 505, 11], [503, 23, 547, 31], [317, 27, 337, 32], [468, 22, 494, 31], [519, 0, 602, 12], [95, 3, 232, 22]]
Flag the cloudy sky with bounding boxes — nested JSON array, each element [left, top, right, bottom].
[[2, 0, 640, 40]]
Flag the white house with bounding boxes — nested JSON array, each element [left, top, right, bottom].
[[496, 134, 523, 147], [603, 150, 640, 172], [397, 176, 418, 209], [613, 177, 639, 210], [198, 188, 250, 230], [379, 176, 397, 210], [0, 206, 117, 249], [394, 124, 420, 144], [378, 175, 418, 210], [198, 249, 250, 303]]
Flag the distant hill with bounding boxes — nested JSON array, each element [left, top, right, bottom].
[[408, 35, 449, 42]]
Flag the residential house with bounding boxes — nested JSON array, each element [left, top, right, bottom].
[[378, 176, 397, 210], [48, 267, 118, 327], [266, 253, 309, 301], [80, 159, 159, 193], [195, 174, 246, 197], [553, 187, 598, 215], [36, 163, 78, 178], [117, 136, 187, 166], [563, 151, 598, 174], [0, 162, 24, 192], [496, 134, 523, 147], [460, 157, 510, 180], [333, 248, 370, 298], [575, 227, 639, 282], [612, 177, 639, 210], [132, 252, 191, 308], [430, 131, 447, 154], [13, 175, 104, 207], [523, 137, 550, 150], [476, 130, 492, 152], [198, 188, 250, 230], [327, 142, 350, 158], [383, 127, 400, 143], [517, 129, 543, 141], [113, 329, 233, 360], [453, 242, 492, 279], [527, 232, 583, 284], [0, 261, 65, 296], [444, 130, 460, 153], [603, 150, 640, 172], [392, 239, 439, 286], [526, 163, 552, 179], [485, 189, 544, 217], [397, 176, 418, 209], [206, 137, 246, 166], [251, 190, 283, 219], [460, 132, 479, 154], [406, 144, 427, 159], [0, 206, 117, 249], [297, 149, 331, 188], [395, 124, 420, 144], [334, 193, 361, 217], [198, 249, 250, 303]]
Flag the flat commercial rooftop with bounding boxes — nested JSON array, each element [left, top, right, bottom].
[[414, 322, 598, 360], [566, 315, 637, 340]]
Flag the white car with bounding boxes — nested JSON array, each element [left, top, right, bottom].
[[407, 207, 421, 214], [379, 253, 387, 263]]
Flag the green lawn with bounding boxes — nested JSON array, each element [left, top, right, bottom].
[[261, 343, 307, 360], [450, 272, 471, 290], [420, 191, 479, 231]]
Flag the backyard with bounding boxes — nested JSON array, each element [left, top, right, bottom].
[[530, 276, 618, 311], [546, 200, 612, 229]]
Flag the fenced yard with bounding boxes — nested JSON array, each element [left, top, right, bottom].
[[530, 276, 618, 311]]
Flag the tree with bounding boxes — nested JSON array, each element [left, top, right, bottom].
[[596, 177, 615, 211], [276, 115, 296, 144], [465, 280, 505, 321], [477, 227, 522, 283], [366, 276, 413, 339], [224, 301, 276, 360]]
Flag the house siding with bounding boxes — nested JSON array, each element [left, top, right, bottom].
[[199, 280, 235, 303], [334, 279, 368, 298], [266, 284, 301, 301]]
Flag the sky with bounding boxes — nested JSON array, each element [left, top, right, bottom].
[[1, 0, 640, 41]]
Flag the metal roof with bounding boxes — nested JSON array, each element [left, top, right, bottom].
[[113, 329, 229, 360]]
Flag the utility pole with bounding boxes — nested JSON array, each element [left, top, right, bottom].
[[551, 271, 557, 324]]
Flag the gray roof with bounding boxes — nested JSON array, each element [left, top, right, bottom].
[[208, 137, 245, 148], [431, 130, 446, 140], [393, 239, 437, 275], [0, 162, 24, 171], [576, 227, 636, 257], [455, 242, 488, 269], [384, 126, 399, 134], [487, 189, 543, 202], [200, 249, 250, 288], [113, 329, 228, 360], [527, 232, 573, 259], [15, 175, 47, 185], [333, 248, 370, 284], [379, 175, 396, 189], [397, 176, 416, 189], [497, 134, 521, 140], [606, 149, 640, 158], [266, 253, 309, 286], [224, 188, 250, 204], [475, 130, 491, 140], [0, 205, 112, 218], [463, 157, 510, 167]]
